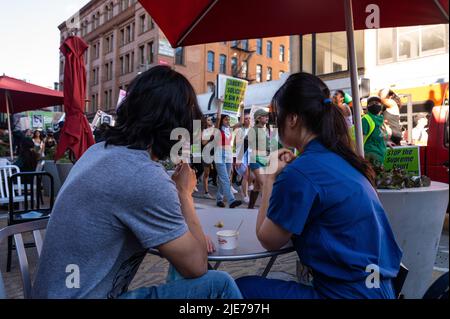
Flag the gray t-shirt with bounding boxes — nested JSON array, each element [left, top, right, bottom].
[[32, 142, 188, 299]]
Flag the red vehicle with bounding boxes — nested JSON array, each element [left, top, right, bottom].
[[420, 101, 449, 183]]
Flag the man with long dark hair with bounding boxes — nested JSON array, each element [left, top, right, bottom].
[[32, 66, 242, 299]]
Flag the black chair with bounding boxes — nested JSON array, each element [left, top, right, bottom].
[[6, 172, 54, 272], [393, 263, 409, 299]]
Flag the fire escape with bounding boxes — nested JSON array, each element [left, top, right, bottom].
[[230, 40, 255, 83]]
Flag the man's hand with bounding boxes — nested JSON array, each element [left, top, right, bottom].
[[265, 148, 296, 180], [172, 163, 197, 196], [205, 235, 216, 253]]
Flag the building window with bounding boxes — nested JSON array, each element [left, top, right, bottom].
[[207, 51, 215, 72], [175, 47, 185, 65], [126, 25, 131, 43], [92, 67, 99, 85], [256, 64, 262, 82], [219, 54, 226, 73], [139, 14, 146, 33], [316, 32, 348, 75], [104, 90, 109, 108], [398, 26, 420, 60], [92, 12, 100, 29], [105, 35, 114, 54], [231, 40, 238, 48], [130, 51, 134, 72], [256, 39, 262, 55], [120, 28, 125, 46], [279, 70, 285, 79], [139, 45, 145, 66], [149, 15, 155, 29], [107, 2, 114, 20], [105, 5, 111, 21], [105, 63, 109, 81], [231, 57, 238, 76], [267, 67, 272, 81], [91, 94, 98, 111], [302, 34, 313, 73], [377, 28, 394, 64], [267, 40, 272, 58], [120, 0, 129, 11], [241, 61, 248, 78], [92, 43, 100, 60], [279, 45, 285, 62], [421, 24, 447, 55], [126, 54, 130, 73], [241, 40, 249, 51], [147, 41, 154, 64], [120, 56, 125, 75], [377, 24, 447, 64]]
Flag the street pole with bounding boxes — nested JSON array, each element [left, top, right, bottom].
[[344, 0, 364, 157], [5, 92, 14, 161]]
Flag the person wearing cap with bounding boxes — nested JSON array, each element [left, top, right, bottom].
[[363, 96, 391, 164], [247, 108, 271, 209]]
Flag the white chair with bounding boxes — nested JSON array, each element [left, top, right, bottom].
[[0, 165, 25, 205], [0, 219, 49, 299]]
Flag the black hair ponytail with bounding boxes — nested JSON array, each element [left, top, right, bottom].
[[272, 72, 375, 186]]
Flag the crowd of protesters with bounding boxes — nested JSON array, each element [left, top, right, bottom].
[[0, 126, 58, 172]]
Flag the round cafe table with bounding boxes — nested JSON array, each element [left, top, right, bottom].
[[150, 206, 295, 277]]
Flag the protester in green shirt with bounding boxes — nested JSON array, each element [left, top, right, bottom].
[[362, 96, 389, 164]]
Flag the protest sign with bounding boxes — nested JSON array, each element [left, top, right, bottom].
[[216, 74, 248, 118], [117, 90, 127, 110], [32, 114, 44, 128], [384, 146, 421, 176]]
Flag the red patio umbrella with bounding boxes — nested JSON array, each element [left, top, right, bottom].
[[138, 0, 449, 156], [0, 75, 64, 159], [55, 36, 94, 161]]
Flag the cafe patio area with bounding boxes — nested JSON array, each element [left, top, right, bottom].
[[0, 184, 448, 299]]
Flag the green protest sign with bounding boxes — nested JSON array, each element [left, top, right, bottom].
[[383, 146, 421, 176], [222, 77, 247, 117]]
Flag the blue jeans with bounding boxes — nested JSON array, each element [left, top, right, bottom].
[[215, 162, 236, 204], [120, 270, 243, 299], [236, 276, 322, 299]]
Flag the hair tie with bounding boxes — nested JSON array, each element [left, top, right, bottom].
[[323, 98, 332, 104]]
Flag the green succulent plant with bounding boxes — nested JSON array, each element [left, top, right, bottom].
[[370, 158, 431, 190]]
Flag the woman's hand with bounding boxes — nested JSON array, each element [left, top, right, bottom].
[[266, 148, 296, 180], [172, 163, 197, 196], [205, 235, 216, 253]]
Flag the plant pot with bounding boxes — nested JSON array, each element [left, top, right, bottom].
[[378, 182, 449, 299]]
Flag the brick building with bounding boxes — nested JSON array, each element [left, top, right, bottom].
[[58, 0, 289, 118]]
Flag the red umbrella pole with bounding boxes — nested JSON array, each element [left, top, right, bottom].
[[5, 92, 14, 161], [345, 0, 364, 157]]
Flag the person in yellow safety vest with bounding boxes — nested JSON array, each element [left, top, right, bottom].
[[361, 96, 392, 164], [349, 96, 396, 163]]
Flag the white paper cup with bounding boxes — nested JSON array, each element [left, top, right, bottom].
[[217, 230, 239, 250]]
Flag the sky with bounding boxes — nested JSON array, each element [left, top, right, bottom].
[[0, 0, 91, 88]]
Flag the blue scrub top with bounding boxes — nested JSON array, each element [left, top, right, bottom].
[[267, 139, 402, 299]]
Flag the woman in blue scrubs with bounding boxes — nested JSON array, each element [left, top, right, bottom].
[[236, 73, 402, 299]]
